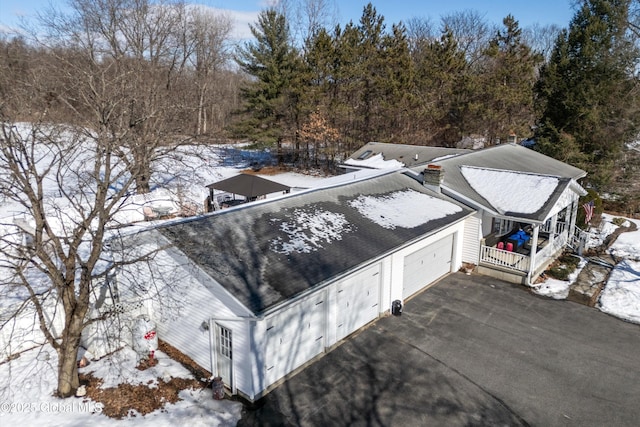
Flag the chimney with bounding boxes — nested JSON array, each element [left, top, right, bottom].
[[423, 164, 444, 193]]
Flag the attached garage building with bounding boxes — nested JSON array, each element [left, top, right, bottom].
[[118, 171, 474, 401]]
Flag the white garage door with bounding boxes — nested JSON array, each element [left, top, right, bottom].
[[336, 263, 381, 342], [403, 234, 454, 298], [264, 293, 325, 386]]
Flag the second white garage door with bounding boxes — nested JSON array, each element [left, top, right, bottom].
[[403, 234, 454, 299], [336, 263, 381, 342], [264, 293, 326, 386]]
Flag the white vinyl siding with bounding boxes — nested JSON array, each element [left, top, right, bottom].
[[462, 214, 481, 265]]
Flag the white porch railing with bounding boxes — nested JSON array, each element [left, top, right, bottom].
[[532, 232, 568, 272], [480, 245, 531, 272], [480, 225, 571, 275]]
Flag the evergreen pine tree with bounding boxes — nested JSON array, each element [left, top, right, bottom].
[[482, 15, 543, 144], [234, 9, 300, 147], [535, 0, 640, 184]]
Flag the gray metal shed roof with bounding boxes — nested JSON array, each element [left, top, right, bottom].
[[347, 142, 470, 168], [206, 173, 290, 198], [155, 171, 472, 315]]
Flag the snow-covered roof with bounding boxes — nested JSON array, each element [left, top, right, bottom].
[[343, 153, 405, 169], [144, 171, 473, 315], [460, 167, 560, 215], [421, 143, 587, 222], [345, 142, 469, 169]]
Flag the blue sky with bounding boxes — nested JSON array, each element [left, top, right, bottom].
[[1, 0, 575, 39]]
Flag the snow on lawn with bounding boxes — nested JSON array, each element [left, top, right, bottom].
[[0, 345, 242, 426], [534, 213, 640, 325], [606, 216, 640, 261], [533, 257, 588, 299], [348, 189, 463, 229], [598, 215, 640, 324], [599, 259, 640, 324], [461, 166, 559, 214]]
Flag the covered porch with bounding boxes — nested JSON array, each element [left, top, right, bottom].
[[477, 200, 586, 285]]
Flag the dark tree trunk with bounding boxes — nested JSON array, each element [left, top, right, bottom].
[[56, 313, 85, 397]]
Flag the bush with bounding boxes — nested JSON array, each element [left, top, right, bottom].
[[546, 254, 581, 281], [612, 217, 627, 226]]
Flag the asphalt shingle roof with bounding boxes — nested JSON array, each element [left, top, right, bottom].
[[427, 144, 587, 222], [155, 171, 472, 315], [347, 142, 469, 168]]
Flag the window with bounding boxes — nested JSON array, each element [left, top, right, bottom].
[[357, 150, 373, 160], [218, 326, 232, 360], [492, 218, 514, 235]]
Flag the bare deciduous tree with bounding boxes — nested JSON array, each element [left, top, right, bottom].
[[0, 119, 138, 397], [38, 0, 196, 194], [523, 23, 563, 61], [0, 0, 233, 399], [441, 9, 493, 67], [188, 6, 233, 135]]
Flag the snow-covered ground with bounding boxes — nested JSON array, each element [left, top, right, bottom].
[[1, 135, 639, 426], [597, 215, 640, 323], [534, 214, 640, 324], [0, 140, 332, 426], [0, 344, 242, 426]]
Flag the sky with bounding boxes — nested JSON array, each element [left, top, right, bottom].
[[0, 0, 576, 40]]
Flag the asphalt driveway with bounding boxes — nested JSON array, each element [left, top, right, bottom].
[[238, 272, 640, 426]]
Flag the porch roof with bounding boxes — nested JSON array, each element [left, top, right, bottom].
[[421, 144, 587, 223]]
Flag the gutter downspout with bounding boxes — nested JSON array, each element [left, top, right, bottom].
[[527, 225, 540, 286]]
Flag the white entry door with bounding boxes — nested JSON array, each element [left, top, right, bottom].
[[216, 324, 233, 388]]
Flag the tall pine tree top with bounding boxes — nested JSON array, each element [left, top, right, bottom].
[[234, 9, 300, 144], [535, 0, 640, 184]]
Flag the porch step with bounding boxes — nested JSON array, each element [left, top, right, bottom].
[[567, 255, 616, 307]]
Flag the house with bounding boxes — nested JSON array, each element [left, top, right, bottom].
[[345, 142, 588, 285], [342, 143, 469, 172], [111, 141, 586, 401], [114, 170, 474, 401]]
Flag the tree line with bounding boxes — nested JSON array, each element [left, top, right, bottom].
[[234, 4, 546, 168], [234, 0, 640, 186], [3, 1, 639, 184]]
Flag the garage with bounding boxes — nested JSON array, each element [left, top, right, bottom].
[[403, 234, 454, 298], [264, 292, 326, 385], [336, 263, 381, 342], [136, 171, 472, 401]]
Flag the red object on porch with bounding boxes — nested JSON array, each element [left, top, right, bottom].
[[506, 242, 514, 252], [497, 241, 504, 250]]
